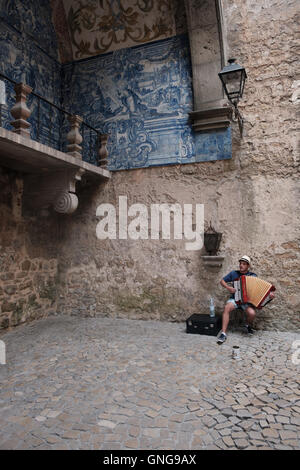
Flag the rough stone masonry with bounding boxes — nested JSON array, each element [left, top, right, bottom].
[[0, 315, 299, 450], [0, 0, 299, 332]]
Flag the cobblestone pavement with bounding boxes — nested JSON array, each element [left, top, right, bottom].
[[0, 315, 299, 450]]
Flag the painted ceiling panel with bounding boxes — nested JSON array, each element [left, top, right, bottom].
[[53, 0, 184, 62]]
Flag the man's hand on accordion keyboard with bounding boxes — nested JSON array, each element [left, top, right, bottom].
[[227, 286, 236, 294], [220, 279, 236, 294]]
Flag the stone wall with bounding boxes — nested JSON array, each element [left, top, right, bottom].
[[56, 148, 299, 331], [0, 0, 62, 329], [0, 0, 299, 332], [220, 0, 300, 329], [56, 0, 300, 332], [0, 167, 60, 329]]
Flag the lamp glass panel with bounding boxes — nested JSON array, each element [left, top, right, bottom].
[[222, 72, 241, 95]]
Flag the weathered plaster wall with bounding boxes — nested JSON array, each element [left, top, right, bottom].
[[0, 167, 60, 329], [57, 0, 300, 332], [57, 158, 300, 331]]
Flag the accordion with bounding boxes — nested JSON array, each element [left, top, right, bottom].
[[234, 275, 275, 309]]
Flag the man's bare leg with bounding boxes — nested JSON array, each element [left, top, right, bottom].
[[245, 306, 256, 325], [245, 306, 256, 334], [217, 302, 236, 344], [221, 302, 236, 334]]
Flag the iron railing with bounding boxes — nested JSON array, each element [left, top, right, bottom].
[[0, 72, 105, 166]]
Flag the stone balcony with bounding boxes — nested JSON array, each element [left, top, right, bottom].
[[0, 126, 110, 178], [0, 79, 110, 214]]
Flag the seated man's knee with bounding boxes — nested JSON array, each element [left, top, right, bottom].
[[224, 302, 235, 314], [246, 307, 256, 318]]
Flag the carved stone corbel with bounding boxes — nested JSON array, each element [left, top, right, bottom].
[[23, 168, 85, 215], [53, 190, 79, 214]]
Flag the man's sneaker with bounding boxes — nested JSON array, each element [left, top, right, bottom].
[[245, 324, 255, 335], [217, 332, 227, 345]]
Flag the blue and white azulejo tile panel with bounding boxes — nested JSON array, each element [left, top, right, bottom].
[[194, 129, 232, 162], [0, 0, 62, 148], [62, 34, 232, 170], [0, 0, 59, 61]]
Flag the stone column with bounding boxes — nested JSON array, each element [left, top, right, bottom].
[[10, 83, 32, 138], [66, 114, 83, 159], [184, 0, 232, 130], [98, 134, 109, 167]]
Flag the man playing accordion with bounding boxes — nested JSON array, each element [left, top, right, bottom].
[[217, 255, 275, 345]]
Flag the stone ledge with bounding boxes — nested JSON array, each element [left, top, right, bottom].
[[0, 127, 110, 180], [190, 107, 232, 131], [201, 255, 225, 267]]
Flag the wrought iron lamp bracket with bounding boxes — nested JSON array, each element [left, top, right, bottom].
[[232, 102, 244, 136]]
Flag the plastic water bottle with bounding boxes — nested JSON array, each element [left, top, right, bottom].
[[209, 297, 215, 317]]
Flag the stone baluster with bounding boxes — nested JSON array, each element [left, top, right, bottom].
[[10, 83, 32, 138], [0, 80, 5, 128], [66, 114, 83, 159], [98, 134, 109, 167]]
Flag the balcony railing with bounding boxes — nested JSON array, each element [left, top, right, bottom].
[[0, 73, 109, 168]]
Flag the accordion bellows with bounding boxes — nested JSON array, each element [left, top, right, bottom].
[[234, 275, 276, 308]]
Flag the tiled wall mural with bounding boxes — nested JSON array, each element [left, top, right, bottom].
[[0, 0, 62, 148], [0, 0, 59, 61], [0, 0, 60, 98], [62, 35, 231, 170], [0, 0, 231, 170]]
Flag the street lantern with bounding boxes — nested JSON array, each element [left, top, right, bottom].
[[218, 58, 247, 135], [218, 58, 247, 105]]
